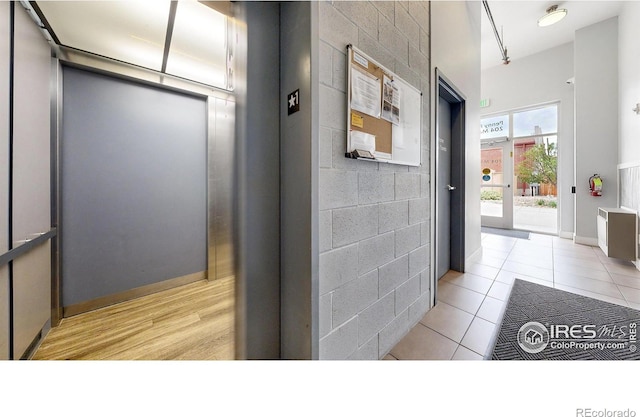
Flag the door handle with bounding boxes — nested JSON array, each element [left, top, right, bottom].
[[447, 184, 456, 191]]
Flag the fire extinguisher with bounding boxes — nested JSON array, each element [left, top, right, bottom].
[[589, 174, 603, 196]]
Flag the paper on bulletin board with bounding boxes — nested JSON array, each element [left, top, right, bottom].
[[353, 51, 369, 68], [351, 113, 364, 128], [350, 130, 376, 153], [351, 66, 381, 119], [381, 75, 400, 125]]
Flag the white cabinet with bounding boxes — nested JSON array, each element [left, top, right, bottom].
[[597, 207, 637, 261]]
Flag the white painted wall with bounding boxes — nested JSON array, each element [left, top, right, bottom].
[[619, 2, 640, 166], [431, 1, 482, 264], [481, 42, 575, 237], [574, 17, 618, 244]]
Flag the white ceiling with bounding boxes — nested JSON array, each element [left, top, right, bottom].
[[36, 0, 229, 88], [481, 1, 625, 70], [34, 1, 624, 83]]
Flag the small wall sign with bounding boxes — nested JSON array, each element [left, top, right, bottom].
[[287, 89, 300, 115]]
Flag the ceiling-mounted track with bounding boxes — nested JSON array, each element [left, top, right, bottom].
[[482, 0, 510, 65]]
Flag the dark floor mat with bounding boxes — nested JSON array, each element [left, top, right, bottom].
[[489, 279, 640, 360], [481, 227, 530, 240]]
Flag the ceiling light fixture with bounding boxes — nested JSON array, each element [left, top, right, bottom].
[[538, 5, 568, 27]]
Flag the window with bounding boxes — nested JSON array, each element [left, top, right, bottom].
[[513, 105, 558, 137], [480, 114, 508, 140]]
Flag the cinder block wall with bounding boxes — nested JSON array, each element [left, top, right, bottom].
[[317, 0, 431, 359]]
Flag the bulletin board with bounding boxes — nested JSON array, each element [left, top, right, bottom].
[[346, 45, 422, 166]]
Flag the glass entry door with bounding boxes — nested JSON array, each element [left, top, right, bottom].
[[481, 138, 513, 229]]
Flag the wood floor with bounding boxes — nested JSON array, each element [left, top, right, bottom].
[[32, 276, 234, 360]]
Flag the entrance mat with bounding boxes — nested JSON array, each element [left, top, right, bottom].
[[481, 227, 530, 240], [489, 279, 640, 360]]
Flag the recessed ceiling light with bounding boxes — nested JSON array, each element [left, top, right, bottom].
[[537, 5, 568, 27]]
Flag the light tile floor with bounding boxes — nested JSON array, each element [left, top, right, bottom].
[[385, 231, 640, 360]]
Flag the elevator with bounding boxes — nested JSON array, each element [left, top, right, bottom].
[[1, 1, 238, 359], [56, 63, 235, 317]]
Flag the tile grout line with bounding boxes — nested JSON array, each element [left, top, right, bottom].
[[442, 272, 497, 294], [477, 238, 523, 358], [417, 315, 468, 349], [393, 234, 640, 360], [427, 291, 488, 358], [597, 247, 630, 306], [565, 244, 633, 306], [455, 266, 505, 359]]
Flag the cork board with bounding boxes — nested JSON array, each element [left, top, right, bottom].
[[346, 45, 422, 166]]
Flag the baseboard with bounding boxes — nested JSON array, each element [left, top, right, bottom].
[[573, 235, 598, 246], [466, 245, 483, 266], [558, 231, 573, 239], [63, 271, 206, 317], [23, 319, 51, 360]]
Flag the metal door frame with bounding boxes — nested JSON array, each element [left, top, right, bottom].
[[480, 102, 561, 234], [432, 69, 466, 307], [480, 136, 514, 229]]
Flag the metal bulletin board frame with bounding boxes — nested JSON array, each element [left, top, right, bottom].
[[346, 44, 422, 167]]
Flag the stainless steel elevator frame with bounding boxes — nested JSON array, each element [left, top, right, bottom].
[[50, 47, 236, 324]]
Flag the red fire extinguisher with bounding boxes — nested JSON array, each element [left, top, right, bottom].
[[589, 174, 603, 196]]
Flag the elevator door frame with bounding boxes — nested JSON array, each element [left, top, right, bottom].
[[50, 50, 236, 325]]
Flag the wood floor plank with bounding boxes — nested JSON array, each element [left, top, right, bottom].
[[32, 318, 155, 360], [103, 317, 233, 360], [82, 312, 204, 360], [32, 277, 235, 360]]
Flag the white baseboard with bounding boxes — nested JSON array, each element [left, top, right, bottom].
[[574, 235, 598, 246], [466, 246, 483, 265], [558, 231, 573, 239]]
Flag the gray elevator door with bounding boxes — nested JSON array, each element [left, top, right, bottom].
[[61, 67, 207, 310], [437, 97, 452, 279]]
